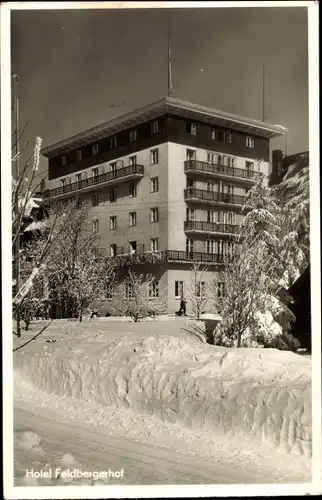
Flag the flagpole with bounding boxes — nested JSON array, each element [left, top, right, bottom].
[[13, 74, 21, 337], [167, 32, 173, 97], [262, 65, 265, 122]]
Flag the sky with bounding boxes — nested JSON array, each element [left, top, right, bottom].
[[10, 5, 309, 176]]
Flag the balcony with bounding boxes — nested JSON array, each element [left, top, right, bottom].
[[184, 160, 257, 184], [110, 249, 233, 267], [41, 164, 144, 200], [184, 220, 239, 237], [184, 188, 246, 208]]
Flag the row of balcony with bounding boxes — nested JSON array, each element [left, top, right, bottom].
[[41, 164, 144, 200], [110, 249, 234, 267], [184, 160, 256, 184], [184, 220, 239, 236], [184, 188, 246, 207], [40, 160, 256, 201]]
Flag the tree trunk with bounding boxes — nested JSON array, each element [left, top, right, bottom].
[[79, 308, 83, 322], [237, 331, 242, 348]]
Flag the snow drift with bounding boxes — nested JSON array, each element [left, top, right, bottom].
[[14, 328, 311, 457]]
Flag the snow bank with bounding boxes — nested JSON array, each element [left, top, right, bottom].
[[14, 332, 311, 457]]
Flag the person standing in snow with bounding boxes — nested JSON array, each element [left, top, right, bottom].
[[178, 294, 187, 316]]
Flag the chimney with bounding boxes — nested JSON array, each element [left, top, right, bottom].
[[271, 149, 284, 185]]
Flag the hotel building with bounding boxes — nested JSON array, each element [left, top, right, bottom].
[[40, 97, 287, 314]]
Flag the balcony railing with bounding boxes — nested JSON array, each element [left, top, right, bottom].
[[184, 160, 257, 182], [184, 188, 246, 206], [110, 249, 234, 267], [41, 164, 144, 199], [184, 220, 239, 235]]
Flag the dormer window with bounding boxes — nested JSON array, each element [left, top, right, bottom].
[[246, 136, 255, 148], [61, 156, 66, 166], [76, 150, 82, 161], [151, 121, 159, 136], [110, 136, 117, 149], [187, 122, 197, 136], [130, 129, 137, 142], [92, 143, 99, 155]]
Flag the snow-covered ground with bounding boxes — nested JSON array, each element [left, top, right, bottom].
[[13, 318, 312, 485]]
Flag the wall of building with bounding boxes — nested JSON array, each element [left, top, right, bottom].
[[82, 143, 169, 253], [166, 267, 220, 315]]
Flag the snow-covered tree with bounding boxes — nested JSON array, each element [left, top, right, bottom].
[[186, 262, 214, 319], [110, 271, 167, 322], [213, 169, 299, 349], [12, 137, 69, 333], [46, 198, 115, 322], [273, 152, 310, 288]]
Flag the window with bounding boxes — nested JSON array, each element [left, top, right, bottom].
[[150, 207, 159, 223], [206, 240, 215, 254], [110, 162, 117, 172], [150, 238, 159, 252], [109, 216, 117, 230], [129, 155, 137, 166], [110, 187, 117, 202], [92, 219, 99, 233], [92, 167, 98, 177], [76, 173, 82, 183], [186, 208, 195, 221], [66, 177, 71, 184], [151, 121, 159, 135], [211, 130, 216, 140], [129, 182, 137, 198], [150, 177, 159, 193], [186, 239, 194, 253], [110, 244, 117, 257], [217, 130, 224, 141], [129, 241, 137, 254], [227, 157, 236, 168], [149, 281, 159, 298], [129, 212, 137, 227], [61, 156, 66, 166], [246, 161, 255, 176], [110, 136, 117, 149], [76, 150, 82, 161], [92, 143, 99, 155], [175, 281, 184, 299], [226, 212, 235, 225], [92, 193, 99, 207], [207, 210, 215, 223], [207, 152, 215, 164], [217, 282, 226, 298], [186, 178, 195, 189], [60, 178, 66, 187], [196, 281, 206, 298], [206, 181, 216, 192], [130, 128, 137, 143], [246, 136, 255, 148], [187, 122, 197, 135], [125, 282, 134, 299], [186, 149, 196, 161], [150, 148, 159, 165], [225, 132, 232, 144]]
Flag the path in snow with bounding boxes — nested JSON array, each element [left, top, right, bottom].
[[14, 374, 310, 485]]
